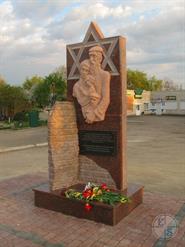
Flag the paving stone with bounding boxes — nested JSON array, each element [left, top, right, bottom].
[[0, 173, 184, 247]]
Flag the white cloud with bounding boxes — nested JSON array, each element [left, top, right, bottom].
[[129, 62, 184, 87], [0, 0, 184, 88], [64, 2, 132, 21], [118, 1, 184, 86], [11, 0, 70, 20], [46, 2, 133, 42]]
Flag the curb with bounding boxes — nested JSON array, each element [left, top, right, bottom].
[[0, 143, 48, 153]]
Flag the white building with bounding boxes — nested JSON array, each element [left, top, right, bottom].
[[127, 90, 151, 116], [127, 90, 185, 116], [151, 90, 185, 115]]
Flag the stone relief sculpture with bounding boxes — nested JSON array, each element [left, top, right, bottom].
[[73, 45, 111, 124], [73, 59, 101, 122]]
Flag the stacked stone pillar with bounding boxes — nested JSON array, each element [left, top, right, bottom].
[[48, 102, 79, 191]]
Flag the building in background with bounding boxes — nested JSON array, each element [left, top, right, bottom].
[[127, 90, 185, 116], [151, 90, 185, 115], [127, 90, 151, 116]]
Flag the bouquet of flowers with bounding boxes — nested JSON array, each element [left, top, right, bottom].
[[64, 182, 130, 212]]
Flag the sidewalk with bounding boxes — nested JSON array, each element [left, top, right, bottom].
[[0, 142, 48, 153], [0, 173, 184, 247]]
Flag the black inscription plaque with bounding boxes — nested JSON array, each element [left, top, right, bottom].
[[79, 130, 117, 156]]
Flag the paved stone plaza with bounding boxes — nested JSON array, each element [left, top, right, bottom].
[[0, 174, 184, 247], [0, 115, 184, 246]]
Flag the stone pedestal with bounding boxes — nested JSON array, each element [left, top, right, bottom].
[[34, 183, 143, 226]]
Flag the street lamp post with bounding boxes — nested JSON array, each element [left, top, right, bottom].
[[50, 82, 56, 107]]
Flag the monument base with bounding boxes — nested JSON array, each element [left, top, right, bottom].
[[33, 183, 143, 226]]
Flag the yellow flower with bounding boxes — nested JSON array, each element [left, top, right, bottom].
[[97, 189, 102, 195], [74, 192, 81, 198], [120, 198, 127, 203], [90, 194, 96, 199], [93, 187, 99, 193]]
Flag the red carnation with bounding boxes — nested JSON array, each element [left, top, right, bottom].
[[84, 203, 92, 212], [101, 183, 107, 190], [82, 189, 93, 198]]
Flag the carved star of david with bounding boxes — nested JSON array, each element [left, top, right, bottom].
[[67, 22, 119, 80]]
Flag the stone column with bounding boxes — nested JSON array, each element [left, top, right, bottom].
[[48, 101, 79, 191]]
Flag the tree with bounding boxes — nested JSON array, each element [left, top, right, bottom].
[[0, 84, 30, 118], [0, 75, 6, 86], [127, 69, 150, 90], [54, 65, 67, 80], [22, 75, 44, 105], [44, 72, 66, 101], [148, 76, 163, 91], [127, 69, 164, 91], [33, 72, 66, 108], [23, 75, 44, 91], [162, 79, 180, 91], [33, 81, 50, 108]]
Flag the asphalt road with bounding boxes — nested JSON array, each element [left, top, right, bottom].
[[0, 126, 47, 149], [0, 115, 184, 197], [127, 115, 185, 197]]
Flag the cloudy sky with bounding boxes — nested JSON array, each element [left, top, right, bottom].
[[0, 0, 184, 88]]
